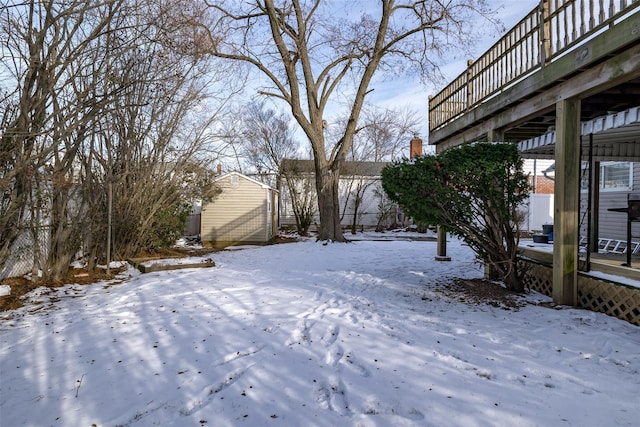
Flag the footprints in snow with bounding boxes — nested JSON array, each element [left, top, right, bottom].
[[121, 348, 260, 425], [285, 319, 314, 345], [312, 375, 350, 416], [286, 317, 384, 420], [180, 365, 251, 416], [180, 345, 267, 417], [324, 343, 371, 377], [321, 323, 339, 346], [312, 375, 425, 421]]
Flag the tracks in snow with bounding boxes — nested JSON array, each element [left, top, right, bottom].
[[286, 288, 424, 422], [121, 282, 425, 425]]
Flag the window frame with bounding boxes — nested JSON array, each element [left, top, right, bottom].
[[599, 162, 633, 192], [580, 161, 633, 192]]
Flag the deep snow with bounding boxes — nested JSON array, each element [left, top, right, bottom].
[[1, 236, 639, 427]]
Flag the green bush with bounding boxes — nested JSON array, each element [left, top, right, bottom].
[[382, 142, 530, 291], [145, 203, 192, 250]]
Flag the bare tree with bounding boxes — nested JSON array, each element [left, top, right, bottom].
[[1, 0, 238, 280], [89, 4, 232, 260], [0, 0, 132, 280], [332, 105, 420, 233], [193, 0, 494, 241], [351, 106, 422, 163], [239, 101, 317, 235], [283, 168, 316, 235], [241, 101, 299, 175]]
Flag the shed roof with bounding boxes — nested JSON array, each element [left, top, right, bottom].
[[215, 171, 278, 191]]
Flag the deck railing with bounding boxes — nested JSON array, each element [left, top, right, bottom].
[[429, 0, 640, 132]]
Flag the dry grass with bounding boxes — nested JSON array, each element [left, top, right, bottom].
[[0, 245, 224, 314], [0, 266, 128, 313]]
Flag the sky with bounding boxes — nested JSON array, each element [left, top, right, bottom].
[[368, 0, 541, 146], [213, 0, 542, 167], [1, 233, 639, 427]]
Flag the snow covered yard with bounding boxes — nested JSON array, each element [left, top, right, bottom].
[[1, 237, 639, 427]]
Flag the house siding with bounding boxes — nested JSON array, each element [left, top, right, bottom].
[[279, 176, 399, 230], [339, 179, 387, 229], [580, 162, 640, 242], [201, 174, 272, 247]]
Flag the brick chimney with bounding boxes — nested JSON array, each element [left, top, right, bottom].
[[410, 134, 423, 159], [217, 163, 222, 175]]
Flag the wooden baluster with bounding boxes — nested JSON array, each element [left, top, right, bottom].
[[571, 0, 577, 41], [609, 0, 615, 18], [556, 0, 563, 53], [540, 0, 551, 65], [466, 59, 473, 111], [580, 0, 586, 36]]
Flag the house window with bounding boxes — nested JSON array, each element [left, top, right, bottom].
[[580, 162, 632, 191], [601, 162, 632, 190]]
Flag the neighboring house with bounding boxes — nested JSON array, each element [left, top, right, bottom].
[[201, 172, 278, 248], [519, 159, 555, 232], [279, 159, 404, 231], [523, 159, 555, 194]]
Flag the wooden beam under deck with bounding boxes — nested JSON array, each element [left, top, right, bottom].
[[553, 98, 580, 306]]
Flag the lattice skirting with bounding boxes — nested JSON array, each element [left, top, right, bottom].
[[519, 259, 640, 326], [519, 261, 553, 296], [579, 278, 640, 325]]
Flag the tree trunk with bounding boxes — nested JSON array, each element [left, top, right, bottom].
[[488, 250, 524, 293], [503, 263, 524, 293], [350, 200, 360, 235], [315, 163, 345, 242], [45, 189, 77, 282]]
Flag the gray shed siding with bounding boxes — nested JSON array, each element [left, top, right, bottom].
[[201, 173, 273, 247]]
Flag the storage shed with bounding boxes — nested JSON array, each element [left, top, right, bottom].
[[201, 172, 278, 248]]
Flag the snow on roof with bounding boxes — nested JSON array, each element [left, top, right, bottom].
[[215, 170, 277, 191]]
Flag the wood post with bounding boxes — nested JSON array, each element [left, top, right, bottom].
[[435, 226, 451, 261], [433, 137, 451, 262], [553, 98, 580, 305]]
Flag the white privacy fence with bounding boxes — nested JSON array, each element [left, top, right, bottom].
[[521, 193, 554, 232]]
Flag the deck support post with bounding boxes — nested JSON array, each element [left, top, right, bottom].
[[553, 98, 580, 306], [435, 226, 451, 261], [434, 141, 451, 262]]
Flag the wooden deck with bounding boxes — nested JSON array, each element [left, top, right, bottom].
[[520, 243, 640, 283], [429, 0, 640, 150], [428, 0, 640, 309]]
